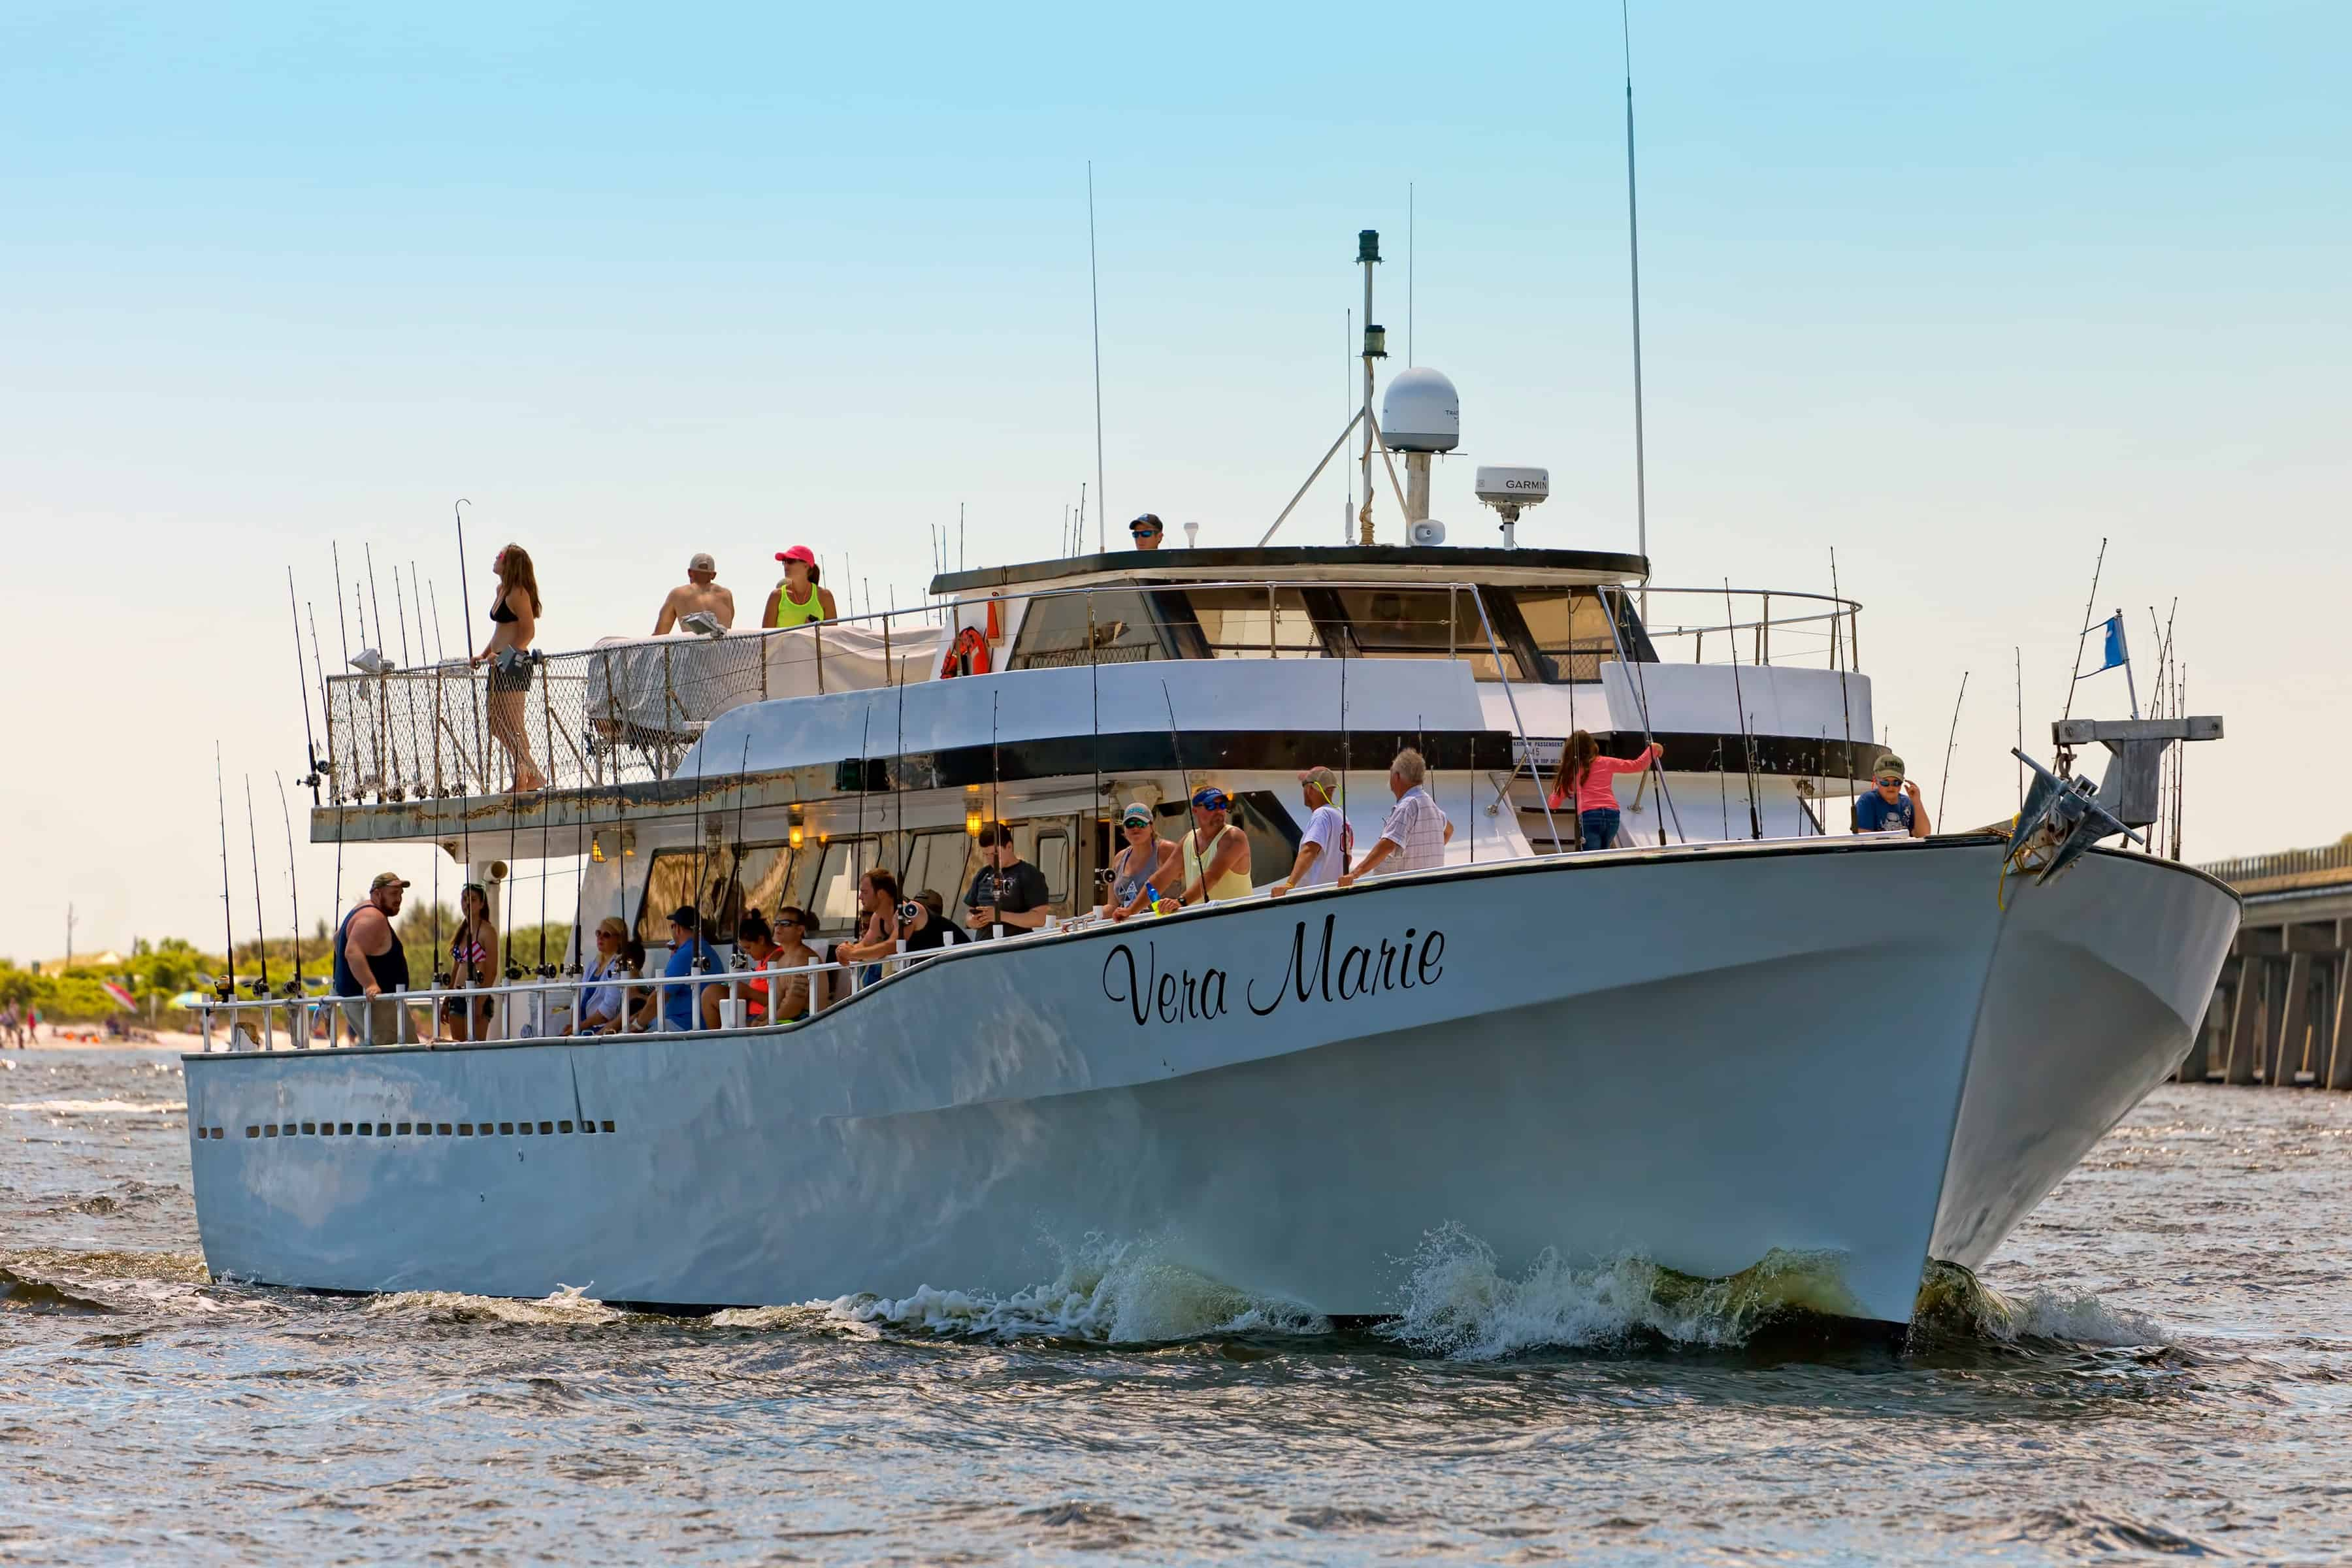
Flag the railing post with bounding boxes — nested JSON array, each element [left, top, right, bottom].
[[1761, 593, 1771, 666], [815, 620, 825, 694]]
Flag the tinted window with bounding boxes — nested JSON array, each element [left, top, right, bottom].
[[1010, 590, 1168, 669], [1511, 589, 1624, 682], [1330, 589, 1521, 680], [1178, 588, 1328, 659]]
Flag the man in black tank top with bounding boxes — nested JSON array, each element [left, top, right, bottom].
[[335, 872, 414, 1046]]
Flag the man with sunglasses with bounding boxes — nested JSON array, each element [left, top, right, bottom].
[[1853, 753, 1932, 838], [1127, 514, 1166, 551]]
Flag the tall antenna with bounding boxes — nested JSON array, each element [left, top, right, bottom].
[[1357, 229, 1382, 544], [1088, 159, 1107, 552], [1407, 181, 1414, 365], [1621, 0, 1651, 613], [1345, 308, 1354, 544]]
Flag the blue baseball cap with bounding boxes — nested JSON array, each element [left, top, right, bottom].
[[1191, 786, 1231, 811]]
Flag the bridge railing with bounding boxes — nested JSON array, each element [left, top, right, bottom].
[[2199, 840, 2352, 890]]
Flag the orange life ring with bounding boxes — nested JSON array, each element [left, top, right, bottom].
[[940, 626, 992, 679]]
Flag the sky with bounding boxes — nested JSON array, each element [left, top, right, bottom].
[[1, 1, 2345, 962]]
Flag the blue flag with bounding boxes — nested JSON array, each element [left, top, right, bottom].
[[2096, 613, 2127, 674]]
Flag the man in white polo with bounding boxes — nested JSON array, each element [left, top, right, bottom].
[[1339, 748, 1452, 885], [1271, 765, 1348, 896]]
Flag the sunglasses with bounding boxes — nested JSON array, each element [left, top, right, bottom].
[[1129, 525, 1160, 536], [1124, 821, 1152, 830], [1875, 776, 1903, 787]]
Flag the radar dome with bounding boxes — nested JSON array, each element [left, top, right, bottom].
[[1380, 367, 1460, 453]]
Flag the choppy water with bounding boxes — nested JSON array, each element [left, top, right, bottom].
[[5, 1051, 2349, 1564]]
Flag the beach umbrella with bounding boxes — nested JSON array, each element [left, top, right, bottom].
[[101, 981, 138, 1012], [168, 990, 208, 1011]]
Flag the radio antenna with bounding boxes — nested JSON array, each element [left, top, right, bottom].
[[1088, 160, 1107, 551], [1621, 0, 1651, 615]]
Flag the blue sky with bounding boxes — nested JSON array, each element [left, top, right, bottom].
[[2, 1, 2344, 958]]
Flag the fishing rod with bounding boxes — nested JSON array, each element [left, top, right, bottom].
[[453, 500, 485, 793], [1830, 549, 1858, 828], [242, 774, 272, 998], [274, 772, 305, 1006], [1936, 671, 1969, 832], [689, 720, 715, 977], [286, 570, 323, 800], [214, 744, 236, 1002], [727, 734, 753, 979], [535, 680, 554, 986], [1721, 581, 1762, 839], [1158, 678, 1195, 825], [1597, 586, 1684, 844]]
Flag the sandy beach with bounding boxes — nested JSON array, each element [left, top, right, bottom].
[[12, 1028, 208, 1054]]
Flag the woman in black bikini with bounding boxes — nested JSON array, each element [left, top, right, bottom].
[[472, 544, 546, 792], [442, 882, 500, 1041]]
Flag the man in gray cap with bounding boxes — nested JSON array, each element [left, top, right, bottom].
[[1852, 753, 1931, 837], [654, 552, 736, 634]]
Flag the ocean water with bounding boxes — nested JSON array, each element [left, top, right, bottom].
[[4, 1050, 2349, 1564]]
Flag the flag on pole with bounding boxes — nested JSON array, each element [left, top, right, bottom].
[[2097, 613, 2127, 674]]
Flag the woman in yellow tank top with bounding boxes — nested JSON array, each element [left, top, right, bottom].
[[1175, 787, 1254, 906], [763, 545, 838, 629]]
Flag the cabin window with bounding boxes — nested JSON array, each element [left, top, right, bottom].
[[631, 847, 742, 945], [805, 836, 884, 932], [1511, 588, 1651, 680], [1034, 828, 1071, 906], [1327, 588, 1523, 681], [1009, 589, 1168, 670], [900, 829, 975, 911], [1171, 587, 1328, 659]]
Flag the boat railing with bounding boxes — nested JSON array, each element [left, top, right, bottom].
[[316, 576, 1861, 804], [194, 940, 1009, 1054]]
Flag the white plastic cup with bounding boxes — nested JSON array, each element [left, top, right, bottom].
[[716, 999, 742, 1030]]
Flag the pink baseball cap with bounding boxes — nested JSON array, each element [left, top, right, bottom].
[[776, 545, 816, 566]]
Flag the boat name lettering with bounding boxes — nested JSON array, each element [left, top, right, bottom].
[[1098, 915, 1445, 1028]]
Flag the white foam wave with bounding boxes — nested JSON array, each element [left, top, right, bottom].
[[363, 1282, 625, 1327], [2001, 1284, 2166, 1347], [5, 1099, 186, 1115], [1382, 1223, 1862, 1361], [721, 1235, 1330, 1345]]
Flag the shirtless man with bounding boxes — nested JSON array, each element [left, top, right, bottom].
[[653, 553, 736, 634]]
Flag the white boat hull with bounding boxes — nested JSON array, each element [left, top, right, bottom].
[[184, 840, 2237, 1328]]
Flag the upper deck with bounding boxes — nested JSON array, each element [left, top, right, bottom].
[[314, 544, 1868, 821]]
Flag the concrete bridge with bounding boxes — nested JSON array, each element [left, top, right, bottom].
[[2179, 840, 2352, 1088]]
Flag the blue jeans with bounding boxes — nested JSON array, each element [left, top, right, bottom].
[[1580, 808, 1620, 852]]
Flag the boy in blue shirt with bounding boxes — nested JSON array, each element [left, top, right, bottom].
[[1853, 753, 1931, 838], [659, 906, 719, 1030]]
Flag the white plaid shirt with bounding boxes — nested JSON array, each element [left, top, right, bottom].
[[1377, 785, 1450, 874]]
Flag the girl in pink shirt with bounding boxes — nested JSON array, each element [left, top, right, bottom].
[[1547, 731, 1664, 851]]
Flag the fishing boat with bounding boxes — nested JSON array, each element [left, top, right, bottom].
[[184, 499, 2238, 1326]]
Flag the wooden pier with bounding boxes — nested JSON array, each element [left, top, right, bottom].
[[2180, 839, 2352, 1088]]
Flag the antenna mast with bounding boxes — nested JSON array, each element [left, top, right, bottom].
[[1357, 229, 1384, 544], [1621, 0, 1651, 614], [1088, 160, 1107, 552]]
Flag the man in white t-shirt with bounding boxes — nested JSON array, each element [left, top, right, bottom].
[[1340, 747, 1452, 885], [1271, 765, 1349, 896]]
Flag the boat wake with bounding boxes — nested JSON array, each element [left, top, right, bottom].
[[1382, 1222, 1872, 1360], [301, 1233, 2166, 1358], [725, 1233, 1333, 1345], [1911, 1260, 2166, 1348]]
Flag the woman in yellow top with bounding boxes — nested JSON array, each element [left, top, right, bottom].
[[1175, 786, 1254, 906], [762, 545, 838, 629]]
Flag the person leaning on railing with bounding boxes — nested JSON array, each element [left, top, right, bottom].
[[702, 908, 783, 1029], [1339, 749, 1453, 886], [767, 907, 819, 1021], [573, 917, 632, 1035], [333, 872, 417, 1047]]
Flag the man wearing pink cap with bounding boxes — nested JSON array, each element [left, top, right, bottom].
[[762, 546, 837, 629]]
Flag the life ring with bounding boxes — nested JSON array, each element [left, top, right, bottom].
[[939, 626, 993, 679]]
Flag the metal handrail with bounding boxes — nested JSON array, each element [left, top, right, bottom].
[[315, 574, 1867, 805], [2199, 840, 2352, 889]]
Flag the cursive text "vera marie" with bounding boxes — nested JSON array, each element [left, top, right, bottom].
[[1100, 914, 1445, 1027]]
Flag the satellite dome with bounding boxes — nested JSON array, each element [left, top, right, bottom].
[[1380, 367, 1460, 453]]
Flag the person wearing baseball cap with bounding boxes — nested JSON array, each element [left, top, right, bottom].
[[1127, 514, 1166, 551], [1853, 752, 1931, 838], [332, 872, 415, 1046], [762, 546, 837, 630], [1175, 785, 1253, 906], [1272, 766, 1348, 896], [653, 552, 736, 635], [1107, 800, 1179, 921]]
